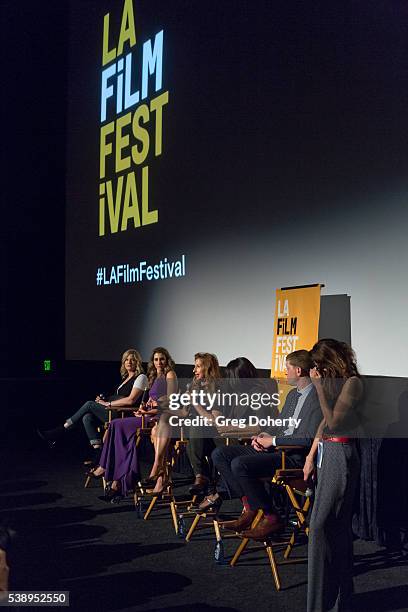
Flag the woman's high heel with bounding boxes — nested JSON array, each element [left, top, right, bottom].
[[103, 482, 121, 501], [198, 493, 222, 513], [86, 467, 104, 479], [146, 475, 170, 497], [141, 468, 165, 488]]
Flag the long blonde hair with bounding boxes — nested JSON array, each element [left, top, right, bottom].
[[120, 349, 143, 379]]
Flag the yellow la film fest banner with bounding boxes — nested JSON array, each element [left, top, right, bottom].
[[271, 285, 321, 380]]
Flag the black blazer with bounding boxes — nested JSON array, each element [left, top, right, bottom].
[[267, 386, 322, 451]]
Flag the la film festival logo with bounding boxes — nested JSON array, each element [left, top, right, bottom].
[[99, 0, 168, 236], [273, 298, 299, 373]]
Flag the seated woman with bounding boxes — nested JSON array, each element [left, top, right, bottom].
[[198, 356, 275, 511], [90, 347, 177, 497], [39, 349, 147, 452], [141, 352, 222, 496], [184, 352, 223, 495]]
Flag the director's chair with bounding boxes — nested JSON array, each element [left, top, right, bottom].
[[227, 446, 312, 590]]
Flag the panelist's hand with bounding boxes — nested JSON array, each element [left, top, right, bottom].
[[251, 433, 272, 452], [251, 437, 264, 452], [96, 398, 109, 407], [137, 407, 149, 415], [310, 367, 322, 386], [303, 455, 315, 481], [257, 432, 275, 449]]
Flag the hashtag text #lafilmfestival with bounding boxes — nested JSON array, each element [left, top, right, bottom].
[[96, 254, 186, 286]]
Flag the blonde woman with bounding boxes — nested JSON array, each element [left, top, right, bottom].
[[38, 349, 147, 451], [90, 347, 177, 498]]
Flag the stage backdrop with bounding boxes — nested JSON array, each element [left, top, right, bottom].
[[66, 0, 408, 376]]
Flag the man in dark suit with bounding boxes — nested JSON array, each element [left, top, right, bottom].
[[212, 349, 322, 539]]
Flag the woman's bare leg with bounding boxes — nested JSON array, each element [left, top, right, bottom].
[[148, 415, 171, 478], [91, 466, 105, 476], [111, 480, 120, 491]]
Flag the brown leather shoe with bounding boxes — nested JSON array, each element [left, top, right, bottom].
[[189, 475, 209, 495], [241, 516, 283, 540], [220, 509, 258, 532]]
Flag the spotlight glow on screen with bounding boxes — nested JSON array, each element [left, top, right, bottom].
[[66, 0, 408, 376]]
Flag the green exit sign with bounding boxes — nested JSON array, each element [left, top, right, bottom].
[[43, 359, 52, 372]]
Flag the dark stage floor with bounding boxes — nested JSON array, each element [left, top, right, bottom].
[[2, 436, 408, 612]]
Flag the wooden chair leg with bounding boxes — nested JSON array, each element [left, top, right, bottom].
[[213, 519, 222, 541], [143, 496, 158, 520], [265, 543, 281, 590], [213, 519, 228, 564], [138, 437, 193, 532], [186, 495, 198, 510], [134, 490, 145, 512], [170, 499, 179, 534], [230, 536, 250, 566], [284, 531, 296, 559], [283, 488, 310, 559], [229, 509, 263, 566], [185, 513, 203, 542], [84, 474, 105, 490]]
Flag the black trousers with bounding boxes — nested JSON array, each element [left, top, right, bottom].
[[212, 444, 300, 512], [187, 434, 225, 477]]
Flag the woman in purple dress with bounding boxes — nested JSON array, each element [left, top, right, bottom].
[[90, 347, 177, 497]]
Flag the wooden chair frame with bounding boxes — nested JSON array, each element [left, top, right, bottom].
[[135, 434, 197, 533], [226, 446, 312, 590]]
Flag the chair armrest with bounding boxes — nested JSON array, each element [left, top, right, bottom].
[[275, 468, 304, 479]]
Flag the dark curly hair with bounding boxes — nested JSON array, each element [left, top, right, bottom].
[[310, 338, 360, 379]]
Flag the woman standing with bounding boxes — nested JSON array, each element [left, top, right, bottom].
[[303, 339, 363, 612]]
